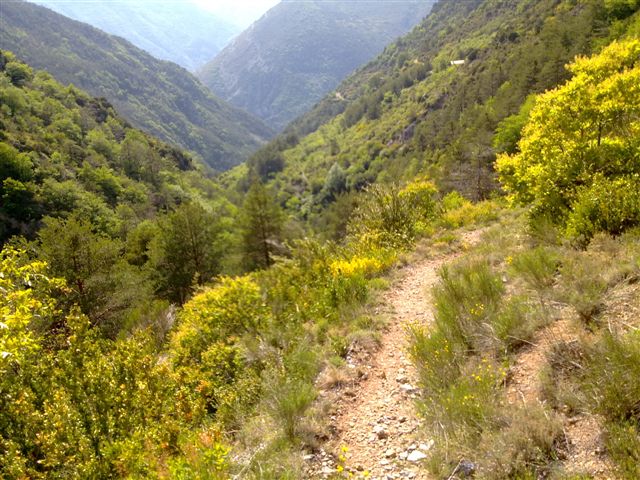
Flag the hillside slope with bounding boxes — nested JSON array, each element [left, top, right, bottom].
[[0, 51, 217, 243], [236, 0, 639, 232], [0, 0, 274, 171], [198, 0, 435, 130], [30, 0, 240, 71]]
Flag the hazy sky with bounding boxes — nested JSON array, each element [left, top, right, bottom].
[[192, 0, 280, 27]]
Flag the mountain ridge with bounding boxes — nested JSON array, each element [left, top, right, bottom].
[[30, 0, 241, 71], [0, 0, 274, 171], [198, 0, 435, 130]]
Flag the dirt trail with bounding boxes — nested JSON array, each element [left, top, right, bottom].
[[307, 231, 483, 479], [506, 310, 616, 478]]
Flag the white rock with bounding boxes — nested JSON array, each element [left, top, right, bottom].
[[419, 440, 434, 451], [407, 450, 427, 462]]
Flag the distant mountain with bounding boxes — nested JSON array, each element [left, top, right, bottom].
[[237, 0, 639, 224], [30, 0, 240, 71], [0, 0, 274, 170], [198, 0, 435, 130]]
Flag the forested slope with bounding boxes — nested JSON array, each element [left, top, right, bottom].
[[0, 0, 273, 170], [2, 1, 640, 478], [198, 0, 435, 130], [238, 0, 639, 235]]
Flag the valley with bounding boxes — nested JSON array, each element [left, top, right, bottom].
[[1, 0, 639, 478]]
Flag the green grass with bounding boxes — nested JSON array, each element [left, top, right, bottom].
[[409, 214, 640, 478]]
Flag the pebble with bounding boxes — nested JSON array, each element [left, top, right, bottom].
[[419, 440, 434, 451], [400, 383, 417, 393], [373, 424, 388, 439], [407, 450, 427, 462]]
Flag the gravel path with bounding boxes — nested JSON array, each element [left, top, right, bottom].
[[307, 231, 482, 479]]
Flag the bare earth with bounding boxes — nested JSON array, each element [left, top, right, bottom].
[[306, 231, 482, 479]]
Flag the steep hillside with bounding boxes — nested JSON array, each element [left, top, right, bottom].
[[237, 0, 639, 233], [3, 3, 640, 478], [0, 51, 221, 243], [30, 0, 240, 71], [198, 0, 435, 130], [0, 0, 274, 170]]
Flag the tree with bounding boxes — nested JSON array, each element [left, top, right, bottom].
[[496, 39, 640, 239], [38, 216, 120, 306], [0, 142, 33, 183], [152, 202, 223, 303], [319, 162, 346, 204], [37, 215, 148, 334], [247, 145, 285, 181], [240, 182, 283, 270], [4, 60, 33, 87]]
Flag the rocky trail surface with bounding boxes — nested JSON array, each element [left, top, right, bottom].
[[305, 231, 483, 479]]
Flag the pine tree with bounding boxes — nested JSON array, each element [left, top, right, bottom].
[[152, 202, 222, 303], [240, 182, 283, 270]]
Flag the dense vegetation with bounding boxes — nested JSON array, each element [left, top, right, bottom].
[[232, 0, 639, 236], [198, 0, 435, 130], [0, 0, 273, 170], [2, 0, 640, 478], [0, 52, 442, 473], [31, 0, 240, 71], [497, 38, 640, 242]]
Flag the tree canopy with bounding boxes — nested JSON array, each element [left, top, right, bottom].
[[496, 39, 640, 240]]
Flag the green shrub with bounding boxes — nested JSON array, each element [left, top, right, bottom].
[[584, 331, 640, 478], [433, 260, 505, 352], [497, 39, 640, 239], [557, 253, 608, 323], [265, 378, 317, 443], [409, 326, 462, 395], [348, 183, 417, 247], [167, 430, 230, 480], [419, 358, 505, 447], [583, 331, 640, 423], [605, 421, 640, 479], [440, 197, 501, 229], [493, 296, 547, 352], [566, 176, 640, 242], [171, 276, 269, 365], [509, 246, 559, 291], [526, 214, 561, 247], [479, 406, 563, 479]]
